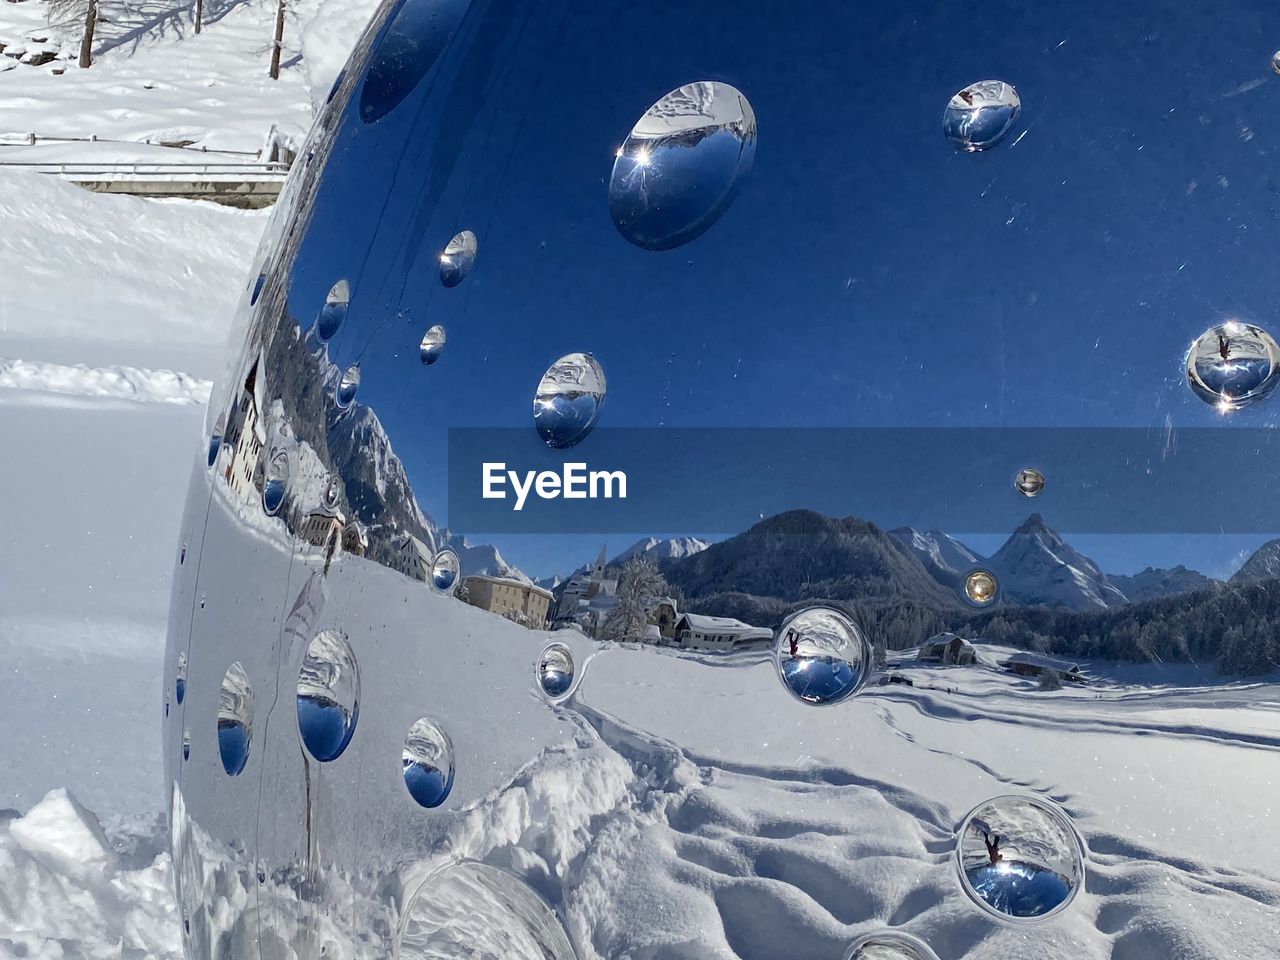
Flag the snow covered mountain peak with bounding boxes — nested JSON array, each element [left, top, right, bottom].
[[988, 514, 1129, 610], [611, 536, 710, 566], [888, 527, 983, 584]]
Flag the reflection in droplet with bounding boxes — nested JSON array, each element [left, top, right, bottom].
[[250, 273, 266, 306], [537, 643, 575, 699], [439, 230, 477, 288], [1015, 467, 1045, 498], [359, 0, 468, 124], [316, 280, 350, 342], [402, 717, 454, 808], [844, 930, 941, 960], [964, 569, 998, 606], [431, 548, 460, 594], [336, 364, 361, 409], [1272, 51, 1280, 76], [956, 795, 1084, 921], [419, 324, 446, 365], [296, 630, 360, 762], [1186, 321, 1280, 411], [943, 80, 1021, 152], [398, 862, 575, 960], [217, 661, 253, 777], [262, 451, 289, 516], [207, 414, 223, 467], [609, 81, 757, 251], [182, 729, 191, 761], [176, 651, 187, 705], [324, 475, 342, 509], [534, 353, 606, 449], [774, 607, 871, 705]]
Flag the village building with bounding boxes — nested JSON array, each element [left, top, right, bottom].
[[675, 613, 772, 652], [341, 521, 368, 557], [1004, 651, 1086, 683], [391, 534, 432, 584], [463, 575, 553, 628], [646, 597, 680, 640], [917, 632, 978, 666]]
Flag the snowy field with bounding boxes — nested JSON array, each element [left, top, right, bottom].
[[3, 1, 1280, 959]]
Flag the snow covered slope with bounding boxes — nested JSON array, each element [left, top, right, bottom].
[[987, 514, 1130, 610], [888, 527, 984, 585], [446, 531, 532, 584], [1230, 538, 1280, 584], [610, 535, 710, 566]]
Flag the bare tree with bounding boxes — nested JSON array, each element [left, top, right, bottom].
[[48, 0, 98, 68], [194, 0, 203, 35], [269, 0, 285, 79]]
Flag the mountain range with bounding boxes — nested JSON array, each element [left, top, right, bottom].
[[610, 536, 710, 566]]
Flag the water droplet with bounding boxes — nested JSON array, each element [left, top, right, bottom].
[[609, 81, 756, 251], [176, 652, 187, 705], [217, 661, 253, 777], [1272, 51, 1280, 76], [263, 451, 290, 517], [336, 364, 361, 409], [956, 795, 1084, 921], [419, 324, 446, 365], [397, 862, 575, 960], [1014, 467, 1045, 498], [249, 272, 266, 306], [164, 694, 170, 718], [296, 630, 360, 762], [534, 353, 606, 449], [323, 475, 342, 509], [207, 414, 223, 467], [180, 542, 187, 565], [402, 717, 454, 808], [774, 607, 871, 705], [943, 80, 1021, 152], [537, 642, 575, 699], [964, 569, 999, 606], [430, 548, 460, 593], [1186, 321, 1280, 410], [316, 280, 350, 342], [845, 931, 941, 960], [359, 0, 468, 123], [439, 230, 477, 288], [182, 729, 191, 761]]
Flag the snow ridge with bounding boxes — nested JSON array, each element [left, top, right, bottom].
[[0, 356, 211, 405]]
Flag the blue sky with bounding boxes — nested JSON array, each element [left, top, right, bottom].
[[282, 0, 1280, 580]]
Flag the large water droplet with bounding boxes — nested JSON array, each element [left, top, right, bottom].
[[1272, 50, 1280, 76], [175, 651, 187, 705], [359, 0, 468, 123], [262, 451, 290, 517], [844, 931, 941, 960], [1014, 467, 1045, 498], [439, 230, 477, 288], [217, 661, 253, 777], [774, 607, 871, 705], [1186, 321, 1280, 411], [537, 642, 575, 699], [964, 569, 998, 606], [419, 324, 446, 365], [534, 353, 606, 449], [296, 630, 360, 762], [316, 280, 349, 342], [956, 795, 1084, 921], [943, 80, 1021, 152], [609, 81, 756, 251], [402, 717, 454, 808], [430, 548, 460, 593], [336, 364, 361, 409]]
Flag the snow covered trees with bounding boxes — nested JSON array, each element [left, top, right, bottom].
[[600, 557, 669, 644]]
